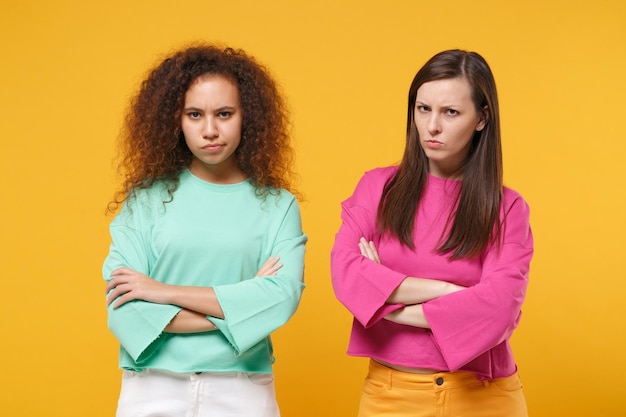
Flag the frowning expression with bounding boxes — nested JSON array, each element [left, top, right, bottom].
[[414, 77, 486, 178], [182, 75, 244, 183]]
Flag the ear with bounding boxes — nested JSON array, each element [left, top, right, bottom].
[[476, 105, 488, 131]]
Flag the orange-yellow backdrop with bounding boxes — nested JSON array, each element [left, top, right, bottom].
[[1, 0, 624, 416]]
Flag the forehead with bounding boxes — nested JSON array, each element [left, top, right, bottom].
[[415, 77, 473, 104], [184, 74, 240, 103]]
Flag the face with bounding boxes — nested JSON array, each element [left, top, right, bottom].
[[181, 75, 244, 184], [414, 77, 486, 178]]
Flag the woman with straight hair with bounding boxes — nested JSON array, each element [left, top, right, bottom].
[[103, 44, 306, 417], [331, 49, 533, 416]]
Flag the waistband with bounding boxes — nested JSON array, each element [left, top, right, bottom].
[[124, 368, 271, 379], [367, 359, 488, 390]]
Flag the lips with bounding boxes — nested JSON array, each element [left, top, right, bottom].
[[425, 140, 443, 149], [202, 143, 224, 151]]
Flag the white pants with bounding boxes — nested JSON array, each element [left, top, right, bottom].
[[116, 369, 280, 417]]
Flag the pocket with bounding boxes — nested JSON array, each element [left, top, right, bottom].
[[361, 375, 387, 397], [246, 373, 274, 386], [492, 373, 523, 392]]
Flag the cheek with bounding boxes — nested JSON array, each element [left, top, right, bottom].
[[181, 121, 202, 139], [180, 121, 191, 137], [451, 122, 476, 142], [183, 135, 193, 151], [414, 119, 426, 137], [180, 124, 195, 147], [230, 120, 243, 142]]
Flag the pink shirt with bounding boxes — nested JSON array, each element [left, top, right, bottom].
[[330, 166, 533, 380]]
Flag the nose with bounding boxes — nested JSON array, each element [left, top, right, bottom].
[[203, 117, 218, 139], [427, 113, 441, 136]]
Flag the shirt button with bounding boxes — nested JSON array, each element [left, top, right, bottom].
[[436, 377, 444, 386]]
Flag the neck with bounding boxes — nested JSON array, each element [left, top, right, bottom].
[[188, 159, 247, 184]]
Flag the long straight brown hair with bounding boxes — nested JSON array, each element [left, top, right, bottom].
[[377, 50, 502, 260]]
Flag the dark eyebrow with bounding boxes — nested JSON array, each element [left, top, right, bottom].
[[183, 106, 238, 112], [216, 106, 237, 112]]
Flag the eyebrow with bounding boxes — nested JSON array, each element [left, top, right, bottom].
[[415, 100, 462, 108], [215, 106, 237, 112], [183, 105, 238, 112]]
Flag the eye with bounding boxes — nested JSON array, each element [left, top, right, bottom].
[[187, 111, 201, 119], [416, 105, 430, 113], [446, 109, 459, 116], [217, 111, 232, 118]]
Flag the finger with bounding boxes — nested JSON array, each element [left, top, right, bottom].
[[105, 274, 131, 293], [359, 238, 376, 260], [113, 294, 131, 308], [110, 267, 132, 276], [256, 256, 281, 276], [107, 293, 117, 306], [368, 241, 381, 263], [106, 283, 127, 305], [257, 263, 281, 276], [267, 263, 283, 275], [105, 278, 119, 294], [110, 285, 138, 307], [359, 240, 367, 256], [106, 280, 133, 304], [362, 239, 380, 263], [106, 288, 121, 306], [259, 257, 274, 270], [359, 238, 371, 257]]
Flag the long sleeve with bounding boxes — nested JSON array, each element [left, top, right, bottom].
[[103, 196, 182, 364], [422, 194, 533, 371], [102, 174, 307, 373], [330, 168, 533, 379], [209, 197, 306, 355], [331, 170, 406, 327]]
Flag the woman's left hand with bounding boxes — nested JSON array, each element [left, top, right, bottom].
[[106, 267, 172, 308], [359, 237, 381, 263], [255, 256, 283, 277]]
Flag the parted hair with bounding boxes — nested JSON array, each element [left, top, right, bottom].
[[377, 49, 503, 259], [108, 44, 296, 212]]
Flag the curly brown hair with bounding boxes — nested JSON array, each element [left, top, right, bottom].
[[108, 44, 297, 212]]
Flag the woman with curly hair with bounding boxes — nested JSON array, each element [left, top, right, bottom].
[[103, 44, 306, 417]]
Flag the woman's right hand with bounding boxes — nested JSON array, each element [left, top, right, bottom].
[[255, 256, 283, 277]]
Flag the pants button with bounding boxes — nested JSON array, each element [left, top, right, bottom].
[[435, 377, 444, 386]]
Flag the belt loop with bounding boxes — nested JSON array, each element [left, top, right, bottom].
[[482, 379, 490, 387], [387, 365, 393, 389]]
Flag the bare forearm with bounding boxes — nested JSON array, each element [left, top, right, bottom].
[[164, 309, 218, 333], [385, 304, 430, 328], [166, 286, 224, 318], [108, 259, 283, 316], [388, 277, 464, 305], [106, 268, 224, 317]]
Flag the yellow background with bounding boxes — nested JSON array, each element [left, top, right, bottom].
[[1, 0, 624, 415]]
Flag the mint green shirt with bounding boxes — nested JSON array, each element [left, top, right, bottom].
[[103, 170, 307, 373]]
